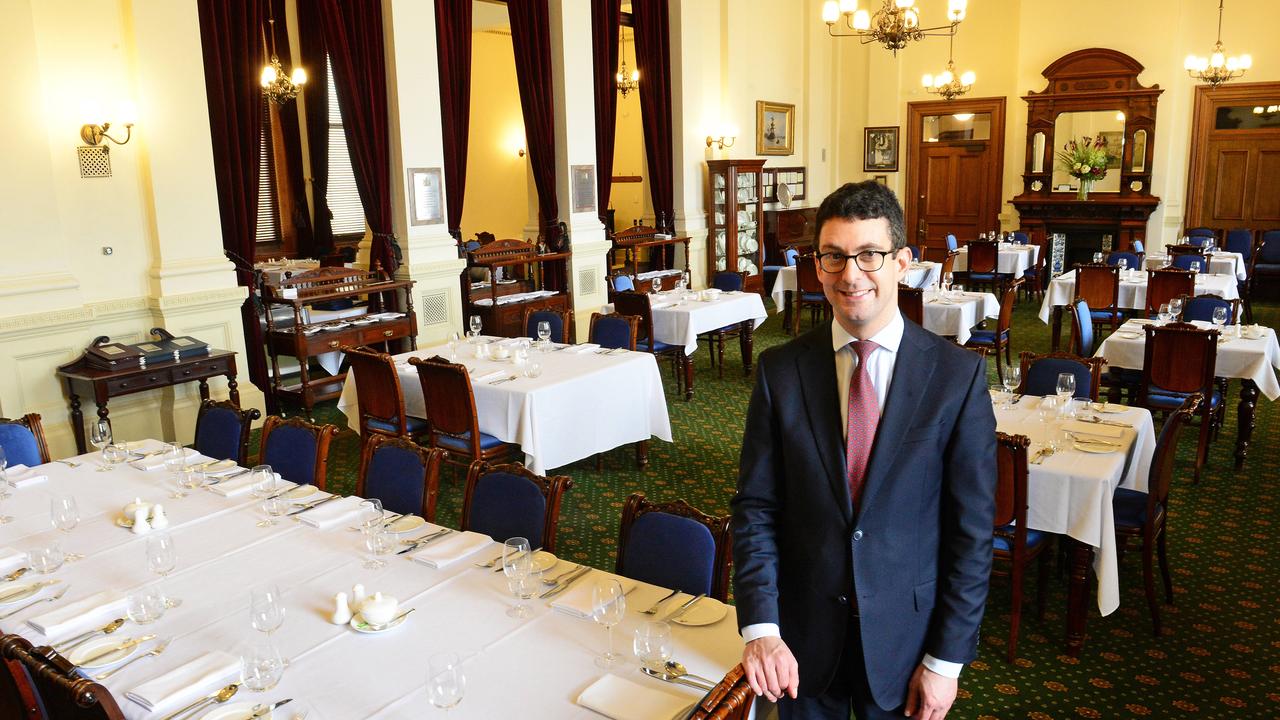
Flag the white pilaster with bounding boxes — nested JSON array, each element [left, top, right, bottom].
[[670, 0, 720, 289]]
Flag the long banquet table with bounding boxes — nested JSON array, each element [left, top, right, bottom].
[[0, 445, 747, 718], [336, 340, 673, 474]]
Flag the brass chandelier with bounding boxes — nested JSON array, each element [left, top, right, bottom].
[[922, 34, 974, 101], [1184, 0, 1251, 87], [260, 17, 307, 105], [616, 32, 639, 98], [822, 0, 967, 55]]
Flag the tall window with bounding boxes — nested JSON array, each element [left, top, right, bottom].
[[327, 56, 365, 237], [254, 103, 282, 244]]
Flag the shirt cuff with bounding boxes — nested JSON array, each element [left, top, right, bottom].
[[740, 623, 781, 644], [922, 654, 963, 679]]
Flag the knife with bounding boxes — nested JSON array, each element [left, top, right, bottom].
[[286, 495, 339, 516], [205, 467, 251, 484], [665, 593, 707, 621], [78, 635, 155, 666], [249, 698, 293, 718], [0, 580, 58, 603], [540, 566, 591, 599], [396, 528, 454, 555]]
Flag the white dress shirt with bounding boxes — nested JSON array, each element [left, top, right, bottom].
[[741, 311, 963, 679]]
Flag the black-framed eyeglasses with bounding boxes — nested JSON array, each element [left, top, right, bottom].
[[815, 249, 897, 274]]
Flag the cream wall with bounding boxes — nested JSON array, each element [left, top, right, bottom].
[[459, 31, 530, 241]]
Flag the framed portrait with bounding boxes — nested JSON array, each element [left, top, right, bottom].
[[407, 167, 443, 226], [863, 126, 899, 172], [1100, 130, 1123, 170], [756, 101, 795, 156], [873, 175, 888, 186]]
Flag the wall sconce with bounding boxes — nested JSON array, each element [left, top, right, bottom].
[[80, 101, 137, 147], [706, 134, 736, 150], [77, 102, 136, 179], [517, 147, 526, 158]]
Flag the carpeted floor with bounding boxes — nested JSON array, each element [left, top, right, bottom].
[[263, 294, 1279, 719]]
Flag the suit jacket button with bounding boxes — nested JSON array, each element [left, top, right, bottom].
[[837, 595, 849, 605], [853, 529, 864, 541]]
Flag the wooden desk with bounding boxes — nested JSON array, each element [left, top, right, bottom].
[[56, 349, 239, 454]]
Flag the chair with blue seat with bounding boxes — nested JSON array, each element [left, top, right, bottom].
[[1017, 351, 1104, 401], [1074, 263, 1122, 334], [356, 435, 446, 522], [762, 248, 801, 293], [1224, 228, 1254, 263], [1170, 253, 1208, 272], [193, 400, 260, 466], [523, 306, 573, 345], [1071, 298, 1136, 402], [1180, 293, 1239, 324], [964, 279, 1022, 379], [945, 233, 958, 253], [615, 492, 732, 602], [0, 414, 50, 468], [1, 633, 125, 719], [1113, 394, 1200, 636], [342, 345, 428, 445], [589, 312, 639, 350], [784, 247, 800, 266], [408, 356, 520, 469], [792, 259, 831, 336], [700, 272, 752, 378], [1106, 251, 1140, 271], [991, 432, 1051, 663], [1185, 227, 1216, 244], [610, 274, 635, 293], [1131, 239, 1145, 255], [963, 240, 1004, 296], [258, 415, 338, 490], [1011, 231, 1029, 245], [614, 292, 691, 399], [908, 244, 923, 261], [461, 460, 572, 552], [1247, 230, 1280, 322], [1138, 323, 1219, 483], [1019, 239, 1046, 303], [688, 664, 755, 720], [1145, 268, 1195, 319]]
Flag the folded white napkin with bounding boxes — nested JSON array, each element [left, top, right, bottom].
[[295, 495, 365, 530], [568, 343, 601, 355], [187, 456, 242, 477], [207, 471, 285, 498], [410, 531, 491, 569], [468, 369, 506, 384], [124, 651, 241, 714], [131, 447, 197, 471], [27, 590, 128, 641], [2, 464, 48, 488], [1062, 420, 1124, 439], [0, 547, 26, 574], [576, 674, 695, 720], [550, 572, 637, 619]]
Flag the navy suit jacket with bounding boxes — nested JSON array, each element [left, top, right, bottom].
[[731, 316, 996, 709]]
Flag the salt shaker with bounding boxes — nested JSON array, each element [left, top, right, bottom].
[[351, 583, 367, 611], [331, 592, 353, 624], [149, 504, 170, 530], [131, 506, 152, 534]]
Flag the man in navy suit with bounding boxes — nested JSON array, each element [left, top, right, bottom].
[[732, 181, 996, 719]]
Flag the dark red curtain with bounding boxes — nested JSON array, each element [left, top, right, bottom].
[[507, 0, 560, 246], [197, 0, 269, 392], [317, 0, 398, 277], [298, 0, 331, 256], [633, 0, 674, 236], [591, 0, 621, 228], [267, 0, 314, 258], [435, 0, 472, 242]]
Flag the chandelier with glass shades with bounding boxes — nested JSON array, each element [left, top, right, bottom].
[[616, 33, 639, 99], [260, 17, 307, 105], [922, 34, 974, 101], [822, 0, 967, 55], [1184, 0, 1250, 87]]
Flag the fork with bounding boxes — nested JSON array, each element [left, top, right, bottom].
[[541, 564, 582, 586], [1033, 446, 1056, 465], [55, 459, 82, 468], [0, 586, 68, 620], [95, 638, 171, 680], [641, 588, 681, 615], [490, 375, 518, 385]]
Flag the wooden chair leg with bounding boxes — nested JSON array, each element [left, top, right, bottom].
[[1157, 529, 1173, 604], [634, 440, 649, 468], [1036, 548, 1051, 621], [716, 335, 726, 379], [1007, 556, 1025, 663], [595, 453, 604, 472], [1142, 536, 1162, 636]]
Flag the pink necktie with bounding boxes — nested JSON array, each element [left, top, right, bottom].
[[846, 340, 880, 513]]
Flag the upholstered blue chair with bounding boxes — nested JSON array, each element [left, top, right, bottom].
[[1069, 299, 1095, 356], [461, 461, 572, 552], [1011, 231, 1030, 245], [342, 345, 428, 443], [991, 432, 1051, 662], [945, 233, 958, 252], [193, 400, 260, 466], [964, 280, 1021, 378], [523, 306, 573, 344], [259, 415, 338, 490], [1107, 251, 1140, 270], [1224, 228, 1253, 263], [784, 247, 800, 266], [1251, 231, 1280, 277], [615, 493, 732, 601], [1017, 351, 1104, 401], [1182, 294, 1238, 324], [0, 414, 49, 468], [1137, 324, 1220, 483], [703, 271, 752, 378], [614, 292, 690, 398], [611, 275, 635, 292], [908, 245, 922, 261], [1113, 394, 1199, 636], [408, 356, 519, 468], [1171, 253, 1207, 271], [590, 312, 638, 350], [763, 249, 800, 291], [1185, 227, 1216, 244], [712, 271, 744, 292], [357, 435, 445, 521], [793, 260, 830, 336]]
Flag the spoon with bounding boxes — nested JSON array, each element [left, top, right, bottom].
[[2, 567, 29, 582], [640, 666, 716, 691], [664, 659, 718, 688], [352, 607, 415, 631], [163, 683, 238, 720], [55, 617, 127, 654]]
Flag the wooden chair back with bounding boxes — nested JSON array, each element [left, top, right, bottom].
[[342, 344, 411, 437], [1017, 351, 1105, 401], [589, 312, 639, 350], [1166, 243, 1204, 256], [1145, 269, 1195, 315], [796, 258, 824, 293], [1147, 395, 1200, 511], [968, 240, 999, 274], [995, 279, 1022, 334], [939, 250, 959, 280], [408, 355, 482, 451], [0, 414, 50, 467], [193, 400, 260, 466], [258, 415, 337, 490], [897, 283, 924, 325], [1074, 264, 1120, 310], [0, 651, 39, 720], [688, 663, 755, 720], [0, 634, 124, 719], [615, 493, 733, 602], [993, 432, 1031, 532], [461, 460, 573, 552], [357, 435, 446, 522], [613, 292, 658, 349], [1140, 323, 1218, 397]]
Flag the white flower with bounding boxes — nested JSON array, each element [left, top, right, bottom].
[[1081, 165, 1091, 173]]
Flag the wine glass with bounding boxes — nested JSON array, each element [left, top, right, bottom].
[[1001, 365, 1021, 409], [1190, 260, 1202, 274], [1212, 306, 1229, 333], [1169, 297, 1184, 321], [126, 589, 165, 625], [591, 578, 627, 668], [29, 543, 65, 574], [102, 443, 128, 472], [502, 537, 534, 619], [1055, 372, 1076, 403], [249, 584, 286, 638], [146, 532, 181, 608], [650, 277, 663, 298], [633, 620, 674, 672], [90, 418, 113, 471], [0, 446, 9, 501], [1037, 396, 1063, 452], [1157, 303, 1172, 325], [447, 331, 461, 361], [164, 444, 189, 499], [1093, 251, 1104, 264], [941, 272, 954, 299], [426, 653, 465, 713], [51, 495, 83, 561], [240, 641, 285, 692], [468, 314, 482, 339]]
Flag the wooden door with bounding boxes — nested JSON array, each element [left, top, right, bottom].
[[1186, 82, 1280, 233], [905, 97, 1006, 258]]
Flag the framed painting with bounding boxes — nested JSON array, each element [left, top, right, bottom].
[[864, 126, 899, 172], [756, 101, 795, 156]]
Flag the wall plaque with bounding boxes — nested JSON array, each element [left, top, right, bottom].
[[408, 167, 444, 226], [571, 165, 596, 214]]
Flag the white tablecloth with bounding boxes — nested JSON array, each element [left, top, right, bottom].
[[1037, 269, 1241, 323], [922, 291, 1000, 344], [649, 291, 768, 355], [1143, 251, 1246, 280], [336, 341, 673, 474], [768, 263, 940, 312], [953, 243, 1039, 278], [993, 397, 1157, 615], [0, 448, 745, 719], [1095, 320, 1280, 400]]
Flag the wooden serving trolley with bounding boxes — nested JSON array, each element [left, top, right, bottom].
[[609, 224, 691, 293], [463, 239, 571, 338]]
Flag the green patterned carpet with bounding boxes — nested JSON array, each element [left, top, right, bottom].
[[266, 296, 1279, 719]]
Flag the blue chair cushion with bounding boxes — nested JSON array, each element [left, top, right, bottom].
[[1172, 254, 1207, 271], [992, 526, 1049, 553], [713, 272, 744, 292], [366, 416, 429, 435], [364, 444, 426, 516], [800, 292, 825, 302], [1182, 297, 1234, 323], [612, 276, 635, 292], [968, 273, 997, 281], [592, 317, 634, 350], [193, 406, 245, 463], [312, 298, 355, 311], [762, 265, 784, 273], [261, 425, 318, 486], [526, 311, 567, 344], [784, 248, 800, 266], [1089, 309, 1119, 322], [622, 512, 716, 597], [1024, 357, 1094, 399], [1106, 367, 1142, 385], [0, 423, 42, 468], [436, 431, 508, 453], [966, 329, 1008, 345], [468, 471, 547, 548], [1253, 262, 1280, 274], [1147, 387, 1222, 411], [637, 339, 679, 353], [1113, 487, 1160, 528]]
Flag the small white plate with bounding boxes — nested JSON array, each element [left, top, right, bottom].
[[531, 551, 557, 574], [671, 599, 729, 627], [68, 636, 140, 668], [1073, 440, 1116, 454], [1091, 402, 1127, 414], [0, 583, 44, 605], [281, 484, 320, 501], [385, 515, 426, 534], [200, 702, 275, 720], [350, 611, 409, 634]]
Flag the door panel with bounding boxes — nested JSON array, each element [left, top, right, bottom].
[[1186, 83, 1280, 233], [1210, 149, 1249, 220], [1254, 149, 1280, 220]]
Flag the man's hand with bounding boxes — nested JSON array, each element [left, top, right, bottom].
[[903, 663, 957, 719], [741, 636, 799, 702]]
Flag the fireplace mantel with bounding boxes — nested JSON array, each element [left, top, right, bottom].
[[1010, 194, 1160, 253]]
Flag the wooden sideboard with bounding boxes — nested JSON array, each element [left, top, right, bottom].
[[763, 206, 817, 267]]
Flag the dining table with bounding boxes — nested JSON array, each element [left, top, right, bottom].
[[1142, 250, 1247, 280], [0, 444, 750, 719], [1095, 319, 1280, 469], [336, 339, 673, 474], [992, 393, 1157, 655], [952, 242, 1040, 278], [922, 290, 1000, 344]]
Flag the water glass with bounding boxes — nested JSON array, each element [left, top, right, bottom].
[[126, 589, 166, 625], [90, 418, 113, 471], [259, 493, 288, 527], [537, 321, 552, 345], [102, 443, 128, 471], [51, 495, 83, 561], [1190, 261, 1202, 273], [1055, 372, 1076, 402], [1070, 397, 1093, 420], [1093, 252, 1104, 264], [183, 466, 208, 494], [1169, 297, 1184, 320], [249, 585, 286, 636], [240, 642, 285, 692], [652, 277, 663, 294], [1157, 303, 1172, 325], [523, 360, 542, 379], [447, 331, 461, 361], [591, 578, 627, 668], [633, 620, 674, 672], [165, 445, 190, 499], [426, 653, 466, 712], [468, 314, 482, 339], [503, 537, 533, 619], [475, 341, 490, 361], [1001, 365, 1021, 408], [250, 465, 277, 500], [28, 543, 65, 574], [1212, 306, 1229, 331], [146, 532, 181, 608], [362, 524, 394, 570]]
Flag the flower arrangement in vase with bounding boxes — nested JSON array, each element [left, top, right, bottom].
[[1056, 134, 1114, 200]]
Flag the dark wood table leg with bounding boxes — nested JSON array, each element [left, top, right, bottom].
[[227, 373, 240, 406], [1051, 305, 1064, 352], [740, 321, 755, 375], [198, 378, 210, 402], [781, 290, 793, 334], [1065, 539, 1093, 656], [635, 440, 649, 469], [1235, 379, 1258, 470], [66, 380, 86, 454], [683, 354, 694, 401]]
